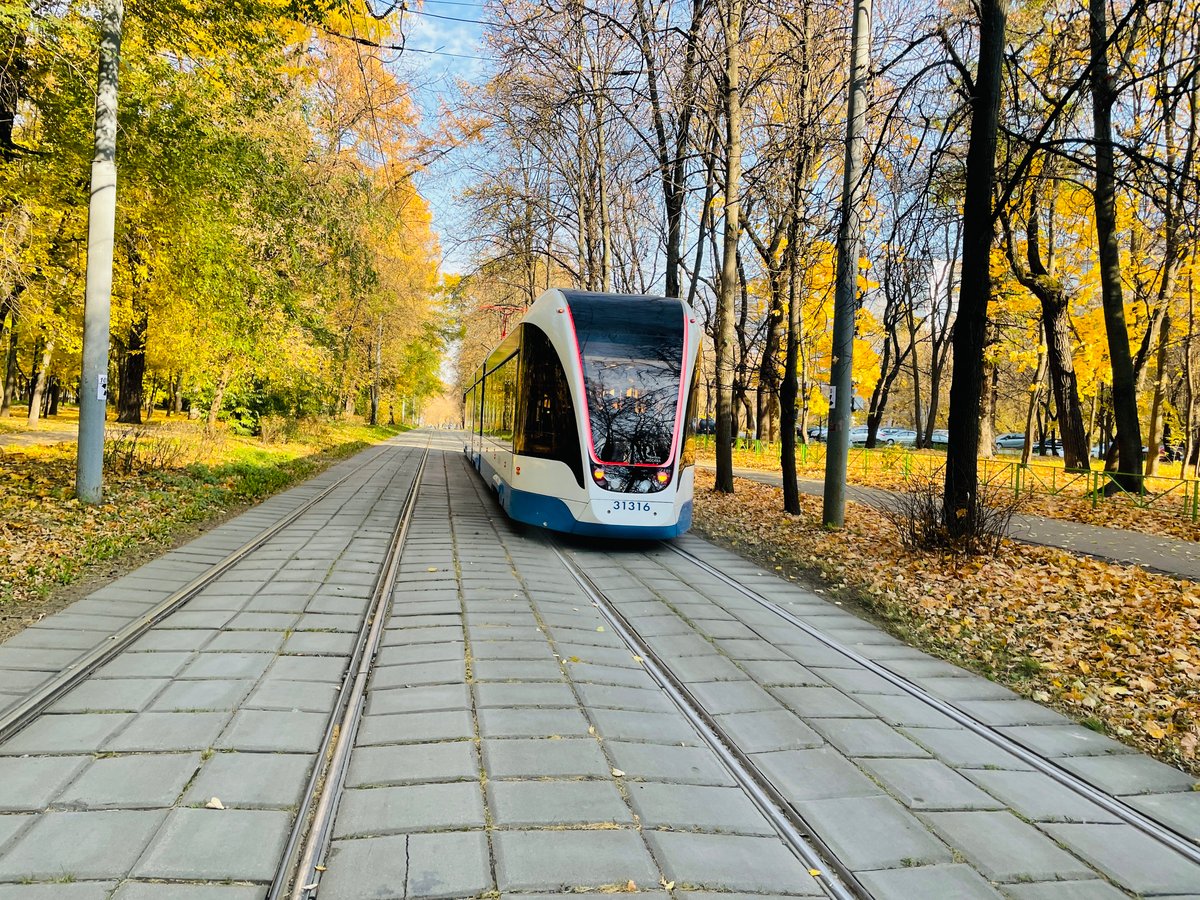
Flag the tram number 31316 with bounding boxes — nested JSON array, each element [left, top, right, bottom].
[[611, 500, 653, 512]]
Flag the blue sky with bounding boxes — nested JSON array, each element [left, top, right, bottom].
[[393, 0, 494, 276]]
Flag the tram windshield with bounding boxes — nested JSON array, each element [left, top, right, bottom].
[[566, 292, 685, 466]]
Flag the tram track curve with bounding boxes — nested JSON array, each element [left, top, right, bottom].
[[270, 442, 429, 900], [0, 442, 401, 746], [657, 540, 1200, 868], [552, 539, 869, 900]]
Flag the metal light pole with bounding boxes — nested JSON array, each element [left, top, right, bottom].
[[822, 0, 871, 528], [76, 0, 124, 504]]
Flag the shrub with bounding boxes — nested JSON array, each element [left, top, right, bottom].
[[883, 476, 1023, 557]]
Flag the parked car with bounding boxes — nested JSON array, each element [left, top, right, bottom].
[[994, 432, 1027, 450], [848, 426, 871, 446], [929, 429, 949, 448], [877, 427, 918, 447], [805, 425, 828, 442], [696, 417, 716, 435]]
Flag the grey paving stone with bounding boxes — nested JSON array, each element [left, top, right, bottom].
[[808, 666, 907, 694], [383, 627, 465, 648], [0, 810, 166, 880], [133, 808, 291, 880], [494, 829, 657, 892], [205, 630, 287, 653], [106, 711, 229, 752], [734, 657, 820, 686], [1056, 752, 1199, 795], [376, 641, 464, 664], [856, 864, 1005, 900], [111, 886, 266, 900], [368, 683, 470, 715], [667, 654, 749, 683], [1000, 724, 1134, 758], [572, 682, 675, 713], [318, 834, 408, 899], [282, 631, 357, 656], [160, 610, 236, 630], [407, 829, 493, 898], [95, 651, 194, 679], [0, 814, 27, 852], [348, 741, 478, 786], [215, 708, 327, 752], [914, 675, 1021, 701], [245, 678, 339, 713], [357, 710, 474, 745], [714, 709, 822, 752], [471, 658, 563, 681], [964, 769, 1119, 823], [921, 811, 1095, 882], [333, 782, 485, 837], [902, 726, 1031, 770], [554, 643, 645, 669], [5, 629, 99, 651], [225, 609, 298, 628], [0, 884, 119, 900], [810, 717, 930, 758], [488, 780, 631, 826], [686, 681, 779, 714], [794, 795, 953, 869], [956, 699, 1072, 727], [1041, 822, 1200, 895], [372, 659, 466, 688], [179, 652, 273, 680], [752, 748, 882, 801], [296, 613, 361, 632], [770, 686, 872, 718], [477, 707, 590, 738], [184, 752, 312, 808], [0, 713, 132, 755], [614, 741, 743, 788], [999, 881, 1130, 900], [150, 679, 254, 711], [645, 831, 821, 895], [564, 661, 658, 689], [266, 655, 348, 682], [860, 758, 1003, 811], [470, 639, 551, 660], [1126, 791, 1200, 840], [129, 630, 217, 652], [626, 782, 772, 834], [483, 737, 609, 779], [0, 756, 90, 811], [852, 692, 958, 728], [474, 681, 577, 708], [56, 752, 202, 809]]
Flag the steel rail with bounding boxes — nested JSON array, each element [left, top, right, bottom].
[[664, 542, 1200, 866], [269, 443, 429, 900], [551, 542, 869, 900], [0, 443, 399, 746]]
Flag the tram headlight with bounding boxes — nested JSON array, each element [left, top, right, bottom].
[[592, 467, 608, 487], [655, 468, 671, 486]]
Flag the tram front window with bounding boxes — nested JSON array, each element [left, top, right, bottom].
[[567, 293, 685, 466]]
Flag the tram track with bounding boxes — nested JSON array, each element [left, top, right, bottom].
[[0, 443, 400, 747], [270, 442, 429, 900], [653, 540, 1200, 868], [551, 539, 869, 900]]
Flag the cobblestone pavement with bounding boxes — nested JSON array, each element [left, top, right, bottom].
[[0, 434, 1197, 899], [702, 463, 1200, 581]]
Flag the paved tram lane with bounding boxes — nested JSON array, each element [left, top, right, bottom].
[[0, 431, 1198, 898], [0, 438, 427, 896]]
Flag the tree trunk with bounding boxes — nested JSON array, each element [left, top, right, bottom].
[[207, 362, 232, 432], [1021, 347, 1048, 466], [0, 290, 18, 416], [117, 307, 147, 424], [978, 345, 997, 459], [780, 240, 802, 514], [1042, 296, 1090, 469], [1145, 311, 1171, 476], [26, 341, 53, 425], [906, 302, 923, 442], [47, 377, 60, 417], [714, 0, 744, 494], [943, 0, 1007, 534], [1090, 0, 1142, 485]]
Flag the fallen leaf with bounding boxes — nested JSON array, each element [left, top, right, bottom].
[[205, 797, 225, 810], [611, 768, 625, 777]]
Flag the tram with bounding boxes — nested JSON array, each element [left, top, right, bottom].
[[464, 289, 702, 539]]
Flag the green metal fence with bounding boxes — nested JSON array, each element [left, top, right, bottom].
[[695, 435, 1200, 522]]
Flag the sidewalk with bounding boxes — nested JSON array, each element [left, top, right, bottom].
[[702, 463, 1200, 581]]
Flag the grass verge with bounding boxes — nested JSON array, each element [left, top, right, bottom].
[[694, 471, 1200, 776], [0, 420, 407, 640]]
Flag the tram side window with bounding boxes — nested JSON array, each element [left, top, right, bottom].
[[681, 366, 700, 468], [483, 353, 518, 446], [464, 384, 476, 433], [515, 324, 584, 488]]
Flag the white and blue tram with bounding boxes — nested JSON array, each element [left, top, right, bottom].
[[464, 289, 702, 539]]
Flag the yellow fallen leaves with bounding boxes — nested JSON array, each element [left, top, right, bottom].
[[694, 473, 1200, 774]]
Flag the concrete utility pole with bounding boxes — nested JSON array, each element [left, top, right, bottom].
[[76, 0, 124, 504], [822, 0, 871, 528]]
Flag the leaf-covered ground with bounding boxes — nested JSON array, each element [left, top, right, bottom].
[[694, 472, 1200, 774], [699, 446, 1200, 543], [0, 421, 403, 642]]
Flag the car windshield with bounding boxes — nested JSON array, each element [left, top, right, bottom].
[[566, 292, 685, 465]]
